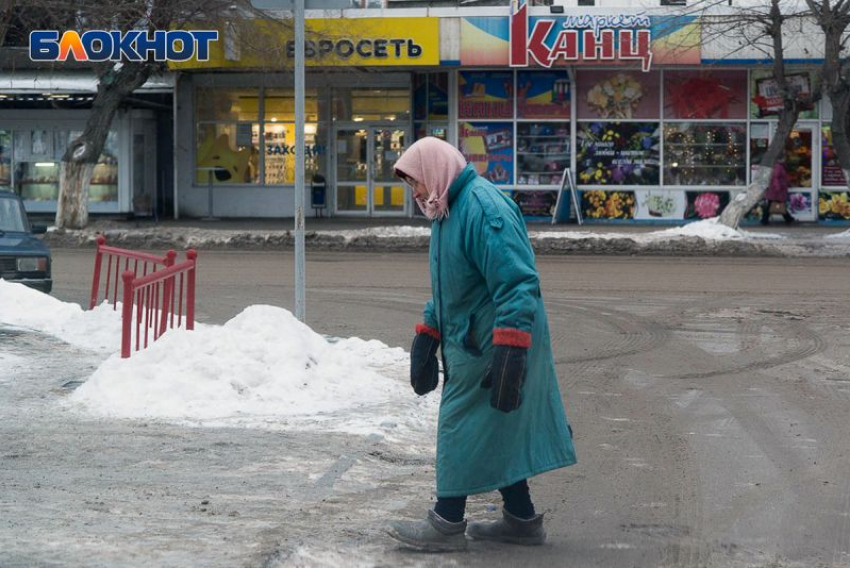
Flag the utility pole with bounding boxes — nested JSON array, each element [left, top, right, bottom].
[[294, 0, 306, 321]]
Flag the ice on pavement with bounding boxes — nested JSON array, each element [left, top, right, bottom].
[[0, 280, 437, 437]]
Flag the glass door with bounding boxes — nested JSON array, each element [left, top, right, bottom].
[[335, 126, 408, 216], [371, 128, 406, 216]]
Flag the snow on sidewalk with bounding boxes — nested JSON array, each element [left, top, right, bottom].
[[0, 280, 437, 440]]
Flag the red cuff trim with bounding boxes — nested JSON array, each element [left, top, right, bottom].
[[415, 323, 440, 340], [493, 328, 532, 348]]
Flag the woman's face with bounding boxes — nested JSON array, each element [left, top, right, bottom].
[[400, 174, 428, 200]]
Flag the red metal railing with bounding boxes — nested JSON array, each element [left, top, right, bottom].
[[89, 235, 176, 310], [120, 250, 198, 359]]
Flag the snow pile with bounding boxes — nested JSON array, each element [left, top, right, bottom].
[[530, 230, 637, 241], [68, 305, 438, 434], [322, 226, 431, 242], [825, 228, 850, 240], [0, 279, 121, 352], [647, 218, 742, 240]]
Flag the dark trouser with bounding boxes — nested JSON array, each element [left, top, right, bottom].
[[762, 201, 795, 224], [434, 479, 536, 523]]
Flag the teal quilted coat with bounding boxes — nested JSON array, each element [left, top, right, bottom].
[[423, 164, 577, 497]]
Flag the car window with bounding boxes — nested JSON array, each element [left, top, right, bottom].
[[0, 197, 27, 232]]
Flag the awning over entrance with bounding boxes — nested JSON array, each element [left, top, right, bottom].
[[0, 71, 174, 93]]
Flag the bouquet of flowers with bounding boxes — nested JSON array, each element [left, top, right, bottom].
[[586, 74, 644, 119]]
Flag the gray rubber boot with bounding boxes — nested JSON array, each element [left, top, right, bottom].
[[386, 509, 468, 552], [466, 508, 546, 545]]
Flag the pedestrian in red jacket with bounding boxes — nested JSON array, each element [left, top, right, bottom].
[[762, 159, 795, 225]]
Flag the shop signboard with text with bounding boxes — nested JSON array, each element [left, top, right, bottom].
[[460, 3, 699, 69], [170, 18, 439, 69]]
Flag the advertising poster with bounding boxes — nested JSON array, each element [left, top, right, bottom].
[[821, 126, 847, 186], [576, 122, 660, 186], [684, 190, 729, 220], [459, 122, 514, 185], [633, 190, 686, 221], [819, 191, 850, 221], [577, 71, 660, 120], [581, 189, 636, 220], [750, 71, 818, 119], [664, 70, 748, 119], [458, 71, 513, 119], [512, 190, 559, 219], [517, 70, 570, 119]]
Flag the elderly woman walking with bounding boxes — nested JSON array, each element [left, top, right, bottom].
[[386, 137, 577, 552]]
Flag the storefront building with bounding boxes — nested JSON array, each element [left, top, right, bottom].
[[0, 71, 172, 218], [172, 5, 850, 224]]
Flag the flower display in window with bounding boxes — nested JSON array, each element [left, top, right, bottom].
[[582, 190, 636, 220], [577, 122, 659, 186], [789, 193, 811, 214], [819, 191, 850, 220], [685, 191, 729, 220], [694, 192, 720, 218], [586, 74, 644, 119]]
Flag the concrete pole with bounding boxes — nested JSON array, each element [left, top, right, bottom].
[[294, 0, 306, 322]]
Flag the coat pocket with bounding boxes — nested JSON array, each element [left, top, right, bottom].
[[462, 314, 483, 357]]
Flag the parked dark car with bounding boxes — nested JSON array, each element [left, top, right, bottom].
[[0, 190, 52, 293]]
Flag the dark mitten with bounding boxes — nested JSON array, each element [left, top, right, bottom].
[[410, 330, 440, 395], [481, 345, 527, 413]]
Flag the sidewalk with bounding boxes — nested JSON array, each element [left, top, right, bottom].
[[42, 216, 850, 257]]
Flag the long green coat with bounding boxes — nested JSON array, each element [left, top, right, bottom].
[[424, 164, 577, 498]]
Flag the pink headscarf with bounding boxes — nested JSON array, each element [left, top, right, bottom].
[[394, 137, 468, 220]]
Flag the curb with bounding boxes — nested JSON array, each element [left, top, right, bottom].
[[40, 229, 820, 258]]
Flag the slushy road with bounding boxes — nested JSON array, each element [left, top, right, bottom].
[[4, 249, 848, 567]]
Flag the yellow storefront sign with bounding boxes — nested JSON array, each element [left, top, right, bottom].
[[171, 18, 439, 69]]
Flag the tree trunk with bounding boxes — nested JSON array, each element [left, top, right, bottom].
[[55, 64, 152, 230], [720, 106, 799, 228], [56, 162, 96, 229]]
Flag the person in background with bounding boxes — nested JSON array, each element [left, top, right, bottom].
[[386, 137, 577, 552], [762, 158, 795, 225]]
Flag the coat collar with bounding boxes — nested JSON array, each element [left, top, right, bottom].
[[447, 164, 477, 205]]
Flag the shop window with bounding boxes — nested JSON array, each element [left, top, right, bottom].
[[821, 125, 847, 187], [263, 122, 322, 185], [334, 88, 409, 122], [196, 123, 260, 185], [577, 70, 660, 120], [264, 89, 320, 122], [458, 71, 513, 119], [516, 122, 570, 186], [664, 123, 746, 186], [576, 122, 660, 186], [517, 70, 570, 119], [414, 123, 447, 141], [414, 72, 448, 143], [196, 88, 260, 122], [664, 70, 747, 120], [428, 73, 449, 121], [459, 121, 513, 186], [0, 131, 11, 189], [15, 130, 118, 202], [749, 122, 770, 171]]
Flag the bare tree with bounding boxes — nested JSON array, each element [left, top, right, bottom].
[[714, 0, 818, 228], [805, 0, 850, 187], [3, 0, 247, 228]]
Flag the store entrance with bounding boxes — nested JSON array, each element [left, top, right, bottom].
[[751, 122, 817, 221], [334, 126, 408, 216]]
